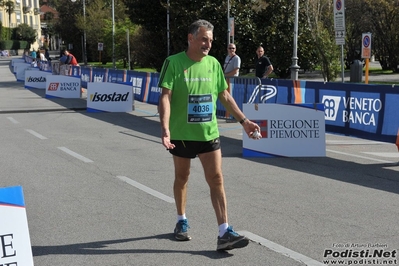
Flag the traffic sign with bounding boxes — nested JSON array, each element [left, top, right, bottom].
[[334, 0, 345, 45], [361, 33, 372, 59], [334, 0, 346, 31]]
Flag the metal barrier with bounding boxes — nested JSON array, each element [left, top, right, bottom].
[[218, 76, 261, 121]]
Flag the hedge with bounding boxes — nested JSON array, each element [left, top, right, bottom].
[[0, 40, 30, 50]]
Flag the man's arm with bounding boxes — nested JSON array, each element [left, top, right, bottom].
[[224, 67, 239, 77], [159, 88, 175, 149], [218, 90, 261, 138], [263, 64, 274, 78]]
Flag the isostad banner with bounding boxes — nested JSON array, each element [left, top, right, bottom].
[[24, 70, 52, 89], [87, 82, 133, 112]]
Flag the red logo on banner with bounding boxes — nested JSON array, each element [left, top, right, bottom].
[[48, 83, 59, 91], [255, 120, 268, 138]]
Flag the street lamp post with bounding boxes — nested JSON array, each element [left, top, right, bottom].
[[71, 0, 87, 65], [227, 0, 230, 45], [112, 0, 115, 69], [290, 0, 300, 80]]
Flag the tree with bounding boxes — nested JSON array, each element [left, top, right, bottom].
[[15, 23, 37, 44], [2, 0, 15, 39], [304, 0, 340, 81], [123, 0, 263, 72], [362, 0, 399, 72]]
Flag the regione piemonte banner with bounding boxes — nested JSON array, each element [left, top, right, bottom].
[[243, 103, 326, 157]]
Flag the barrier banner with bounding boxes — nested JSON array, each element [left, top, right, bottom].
[[243, 103, 326, 157], [0, 186, 34, 266], [45, 75, 82, 99], [81, 67, 92, 89], [87, 82, 133, 112], [11, 58, 25, 69], [24, 56, 34, 64], [142, 72, 161, 105], [261, 79, 399, 145], [126, 70, 149, 102], [92, 67, 107, 83], [24, 70, 52, 89], [38, 60, 51, 72], [16, 65, 38, 82], [51, 61, 61, 75], [71, 66, 81, 78], [108, 69, 126, 84], [13, 62, 30, 76]]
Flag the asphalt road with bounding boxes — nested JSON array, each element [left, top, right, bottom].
[[1, 57, 398, 266]]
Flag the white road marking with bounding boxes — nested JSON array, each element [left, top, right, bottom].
[[363, 152, 399, 158], [57, 147, 93, 163], [116, 176, 175, 203], [237, 231, 325, 266], [326, 149, 395, 163], [26, 129, 47, 140], [326, 140, 388, 145], [7, 117, 19, 124]]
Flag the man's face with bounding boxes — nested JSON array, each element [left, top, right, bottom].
[[256, 48, 264, 58], [188, 27, 213, 58], [227, 45, 236, 55]]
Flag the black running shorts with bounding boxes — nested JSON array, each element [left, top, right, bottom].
[[169, 138, 221, 158]]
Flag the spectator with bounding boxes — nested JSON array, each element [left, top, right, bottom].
[[223, 43, 241, 76], [255, 45, 274, 79], [30, 50, 37, 59], [62, 49, 79, 66]]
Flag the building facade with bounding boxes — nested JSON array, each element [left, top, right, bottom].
[[0, 0, 42, 50]]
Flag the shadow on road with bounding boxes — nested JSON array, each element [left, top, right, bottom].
[[32, 234, 233, 259]]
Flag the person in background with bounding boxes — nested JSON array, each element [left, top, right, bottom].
[[39, 50, 47, 61], [62, 49, 79, 66], [30, 50, 37, 59], [255, 45, 274, 79], [223, 43, 241, 76], [158, 19, 261, 251], [45, 49, 51, 61]]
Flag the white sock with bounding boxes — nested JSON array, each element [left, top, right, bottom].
[[219, 223, 229, 237], [177, 214, 187, 222]]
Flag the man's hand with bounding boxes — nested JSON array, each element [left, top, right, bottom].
[[162, 129, 175, 149]]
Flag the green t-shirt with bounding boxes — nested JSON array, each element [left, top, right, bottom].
[[158, 51, 228, 141]]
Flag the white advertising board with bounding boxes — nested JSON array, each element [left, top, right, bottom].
[[24, 70, 52, 89], [0, 186, 34, 266], [243, 103, 326, 157], [11, 58, 26, 68], [16, 66, 40, 82], [45, 75, 82, 99], [87, 82, 133, 112], [13, 63, 31, 79]]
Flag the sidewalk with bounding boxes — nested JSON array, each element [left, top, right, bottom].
[[298, 61, 399, 84]]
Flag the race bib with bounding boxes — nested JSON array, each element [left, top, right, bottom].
[[187, 94, 213, 123]]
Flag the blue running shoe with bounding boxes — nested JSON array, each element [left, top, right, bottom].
[[217, 226, 249, 251], [174, 219, 191, 241]]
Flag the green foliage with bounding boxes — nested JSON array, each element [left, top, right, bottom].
[[15, 24, 37, 44], [0, 40, 30, 50], [49, 0, 399, 77]]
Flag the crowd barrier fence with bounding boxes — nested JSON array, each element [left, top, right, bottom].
[[20, 55, 399, 148]]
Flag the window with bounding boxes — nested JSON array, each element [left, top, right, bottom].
[[16, 12, 21, 24]]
